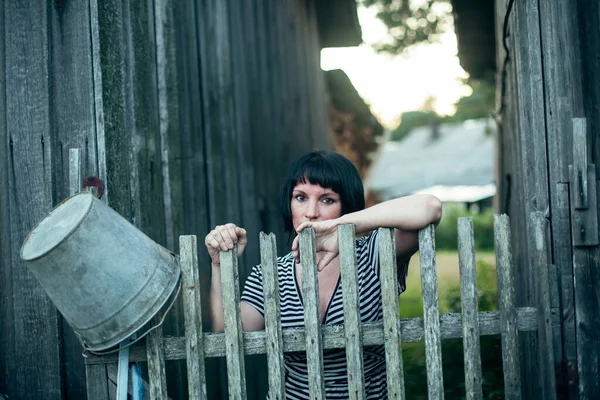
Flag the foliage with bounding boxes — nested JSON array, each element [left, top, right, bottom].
[[390, 110, 438, 141], [390, 79, 496, 141], [400, 260, 504, 399], [358, 0, 453, 54], [435, 206, 495, 251]]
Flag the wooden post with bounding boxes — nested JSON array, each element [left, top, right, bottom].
[[299, 228, 326, 399], [457, 218, 483, 399], [260, 232, 286, 400], [220, 246, 247, 400], [338, 224, 366, 400], [418, 225, 444, 400], [378, 227, 406, 399], [180, 235, 208, 400], [494, 214, 522, 400]]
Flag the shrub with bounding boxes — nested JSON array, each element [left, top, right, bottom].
[[435, 206, 495, 251]]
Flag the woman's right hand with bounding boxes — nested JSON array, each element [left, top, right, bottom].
[[204, 223, 247, 265]]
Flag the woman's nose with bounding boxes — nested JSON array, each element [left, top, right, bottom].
[[305, 201, 318, 218]]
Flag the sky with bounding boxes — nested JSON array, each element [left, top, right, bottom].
[[321, 5, 470, 129]]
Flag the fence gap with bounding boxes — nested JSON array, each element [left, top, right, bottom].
[[457, 217, 483, 399], [419, 224, 444, 400], [180, 235, 208, 400], [220, 246, 247, 400], [378, 227, 406, 400], [299, 228, 326, 399], [494, 214, 522, 400], [260, 232, 286, 400], [338, 224, 366, 400]]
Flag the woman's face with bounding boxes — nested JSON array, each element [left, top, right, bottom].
[[291, 182, 342, 231]]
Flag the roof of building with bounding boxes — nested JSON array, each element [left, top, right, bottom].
[[367, 118, 495, 201]]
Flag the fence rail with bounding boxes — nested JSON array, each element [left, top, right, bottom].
[[86, 214, 555, 400]]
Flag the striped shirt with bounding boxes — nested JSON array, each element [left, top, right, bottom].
[[241, 230, 410, 399]]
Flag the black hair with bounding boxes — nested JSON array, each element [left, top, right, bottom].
[[278, 151, 365, 232]]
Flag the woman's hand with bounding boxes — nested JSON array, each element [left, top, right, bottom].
[[292, 219, 340, 271], [205, 223, 247, 265]]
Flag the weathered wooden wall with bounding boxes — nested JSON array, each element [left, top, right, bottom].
[[495, 0, 600, 398], [0, 0, 349, 398]]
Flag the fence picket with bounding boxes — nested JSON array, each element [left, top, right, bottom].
[[378, 227, 406, 399], [457, 218, 483, 400], [338, 224, 366, 400], [419, 224, 444, 400], [494, 214, 522, 400], [147, 315, 168, 400], [299, 228, 326, 399], [180, 235, 208, 400], [260, 232, 286, 400], [220, 246, 247, 400]]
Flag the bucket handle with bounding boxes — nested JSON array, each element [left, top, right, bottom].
[[80, 273, 182, 357]]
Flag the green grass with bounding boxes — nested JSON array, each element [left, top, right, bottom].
[[400, 250, 497, 317], [397, 250, 504, 399]]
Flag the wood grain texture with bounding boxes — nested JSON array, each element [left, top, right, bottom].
[[338, 224, 366, 400], [494, 215, 522, 400], [299, 229, 326, 399], [146, 315, 168, 400], [180, 235, 208, 400], [260, 233, 286, 400], [530, 212, 557, 400], [457, 218, 483, 400], [220, 247, 247, 400], [86, 307, 541, 364], [378, 227, 406, 399], [3, 1, 62, 397], [418, 225, 444, 400]]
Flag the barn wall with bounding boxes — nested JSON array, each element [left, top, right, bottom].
[[495, 0, 600, 398], [0, 0, 335, 398]]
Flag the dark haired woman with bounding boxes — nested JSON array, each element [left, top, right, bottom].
[[206, 151, 442, 399]]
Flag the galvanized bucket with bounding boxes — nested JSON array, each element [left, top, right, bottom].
[[20, 191, 181, 352]]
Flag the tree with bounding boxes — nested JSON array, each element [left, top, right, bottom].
[[359, 0, 453, 54]]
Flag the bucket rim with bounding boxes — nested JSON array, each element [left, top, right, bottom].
[[20, 191, 94, 262]]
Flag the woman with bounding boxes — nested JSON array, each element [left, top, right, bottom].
[[206, 151, 442, 399]]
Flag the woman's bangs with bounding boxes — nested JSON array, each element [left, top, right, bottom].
[[295, 161, 342, 193]]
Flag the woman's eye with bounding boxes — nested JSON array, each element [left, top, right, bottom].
[[322, 198, 334, 204], [294, 195, 305, 201]]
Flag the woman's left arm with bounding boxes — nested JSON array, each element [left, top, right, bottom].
[[338, 194, 442, 259], [293, 194, 442, 266]]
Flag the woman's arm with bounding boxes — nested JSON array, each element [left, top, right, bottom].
[[293, 194, 442, 267], [339, 194, 442, 259]]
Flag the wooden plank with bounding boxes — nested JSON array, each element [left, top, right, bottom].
[[146, 315, 168, 400], [494, 214, 522, 400], [89, 0, 108, 200], [220, 247, 247, 400], [260, 233, 286, 400], [0, 0, 9, 395], [378, 227, 406, 399], [457, 218, 483, 400], [86, 306, 542, 364], [530, 212, 557, 400], [86, 364, 110, 400], [338, 225, 366, 400], [418, 225, 444, 400], [513, 0, 550, 395], [180, 235, 208, 400], [299, 228, 326, 399], [554, 184, 578, 397], [69, 149, 83, 196], [4, 1, 63, 397]]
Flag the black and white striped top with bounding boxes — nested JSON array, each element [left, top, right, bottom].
[[241, 230, 410, 399]]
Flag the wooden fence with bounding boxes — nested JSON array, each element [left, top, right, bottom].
[[85, 211, 556, 399]]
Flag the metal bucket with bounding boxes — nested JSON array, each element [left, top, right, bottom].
[[20, 191, 181, 352]]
